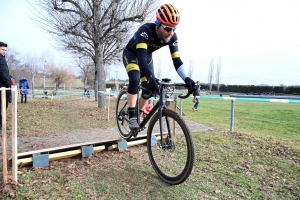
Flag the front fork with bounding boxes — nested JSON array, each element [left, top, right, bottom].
[[158, 89, 174, 150], [158, 106, 174, 150]]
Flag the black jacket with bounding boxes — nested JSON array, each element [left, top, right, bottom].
[[0, 54, 12, 88]]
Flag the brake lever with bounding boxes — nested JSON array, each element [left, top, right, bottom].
[[141, 88, 153, 99], [178, 93, 190, 99], [142, 91, 159, 99], [178, 84, 197, 99], [142, 79, 161, 99]]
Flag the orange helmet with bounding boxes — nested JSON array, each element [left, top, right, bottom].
[[156, 4, 180, 27]]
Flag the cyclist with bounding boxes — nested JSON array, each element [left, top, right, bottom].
[[122, 4, 196, 130]]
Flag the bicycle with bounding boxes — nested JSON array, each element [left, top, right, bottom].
[[115, 78, 195, 185]]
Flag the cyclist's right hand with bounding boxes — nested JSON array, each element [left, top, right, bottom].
[[146, 74, 159, 92]]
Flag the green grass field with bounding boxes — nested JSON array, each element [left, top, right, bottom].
[[185, 97, 300, 153]]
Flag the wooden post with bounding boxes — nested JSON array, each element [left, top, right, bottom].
[[107, 88, 111, 121], [1, 87, 8, 183], [12, 86, 18, 183]]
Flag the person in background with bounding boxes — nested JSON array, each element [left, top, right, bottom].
[[52, 87, 56, 96], [8, 76, 15, 103], [0, 41, 12, 130], [192, 81, 201, 112], [19, 77, 29, 103], [43, 88, 48, 98]]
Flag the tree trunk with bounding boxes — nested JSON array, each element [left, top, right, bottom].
[[94, 76, 97, 101], [96, 45, 106, 108]]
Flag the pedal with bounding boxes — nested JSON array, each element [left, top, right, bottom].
[[131, 130, 138, 137], [117, 115, 123, 121]]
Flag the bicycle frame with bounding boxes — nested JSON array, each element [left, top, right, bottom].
[[137, 80, 190, 146]]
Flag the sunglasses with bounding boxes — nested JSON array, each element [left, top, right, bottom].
[[161, 24, 176, 32]]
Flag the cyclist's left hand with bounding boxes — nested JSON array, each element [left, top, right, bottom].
[[184, 77, 195, 94], [147, 74, 159, 92]]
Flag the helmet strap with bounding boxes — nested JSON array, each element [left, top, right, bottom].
[[156, 26, 162, 39], [155, 18, 162, 26]]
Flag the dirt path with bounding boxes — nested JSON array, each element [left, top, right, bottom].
[[0, 120, 210, 162]]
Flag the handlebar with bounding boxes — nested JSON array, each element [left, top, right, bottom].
[[140, 79, 195, 99]]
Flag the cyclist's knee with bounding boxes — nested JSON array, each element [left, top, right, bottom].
[[127, 70, 140, 94], [128, 79, 139, 94], [127, 86, 138, 95]]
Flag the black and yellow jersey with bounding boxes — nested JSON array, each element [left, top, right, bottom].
[[125, 23, 186, 79]]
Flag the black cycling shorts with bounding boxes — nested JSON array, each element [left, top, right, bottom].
[[122, 49, 154, 95]]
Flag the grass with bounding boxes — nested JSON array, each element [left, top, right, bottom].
[[10, 97, 115, 136], [185, 97, 300, 153], [1, 95, 299, 199]]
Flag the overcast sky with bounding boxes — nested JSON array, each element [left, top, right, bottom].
[[1, 0, 300, 86]]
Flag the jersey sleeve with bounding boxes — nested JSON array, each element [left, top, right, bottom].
[[169, 34, 188, 80], [135, 25, 153, 77]]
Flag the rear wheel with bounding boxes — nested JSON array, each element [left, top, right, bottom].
[[147, 109, 194, 185]]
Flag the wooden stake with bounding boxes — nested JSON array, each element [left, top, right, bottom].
[[107, 88, 111, 121], [12, 86, 18, 183], [1, 87, 8, 183]]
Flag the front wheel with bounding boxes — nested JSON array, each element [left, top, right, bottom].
[[147, 109, 194, 185]]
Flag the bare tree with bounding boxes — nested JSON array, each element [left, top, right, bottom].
[[48, 64, 75, 89], [208, 58, 214, 92], [6, 48, 22, 73], [188, 59, 194, 79], [155, 59, 162, 80], [23, 54, 40, 98], [6, 48, 38, 97], [215, 57, 222, 92], [30, 0, 159, 108], [77, 57, 95, 90], [64, 74, 77, 89]]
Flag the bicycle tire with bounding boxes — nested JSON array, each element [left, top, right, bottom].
[[147, 109, 194, 185], [115, 89, 133, 139]]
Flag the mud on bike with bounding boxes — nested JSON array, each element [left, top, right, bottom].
[[115, 78, 195, 185]]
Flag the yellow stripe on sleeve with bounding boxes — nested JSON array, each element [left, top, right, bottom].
[[171, 51, 180, 58], [136, 43, 147, 49], [126, 63, 140, 73]]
